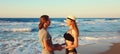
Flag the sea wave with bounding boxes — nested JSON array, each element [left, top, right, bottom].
[[95, 19, 118, 23], [80, 19, 119, 24], [51, 21, 66, 26], [79, 36, 120, 45], [0, 22, 39, 26], [0, 28, 38, 32]]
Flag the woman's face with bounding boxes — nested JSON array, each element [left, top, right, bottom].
[[44, 19, 51, 28], [47, 19, 50, 26], [65, 19, 71, 26]]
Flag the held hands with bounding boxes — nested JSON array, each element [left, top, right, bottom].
[[54, 44, 64, 51], [61, 43, 67, 48]]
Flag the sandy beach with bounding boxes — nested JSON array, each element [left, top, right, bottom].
[[55, 43, 120, 54], [100, 43, 120, 54], [55, 43, 113, 54]]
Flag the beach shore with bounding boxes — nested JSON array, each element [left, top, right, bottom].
[[100, 43, 120, 54], [55, 43, 120, 54]]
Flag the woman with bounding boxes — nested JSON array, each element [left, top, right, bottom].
[[63, 16, 79, 54], [38, 15, 62, 54]]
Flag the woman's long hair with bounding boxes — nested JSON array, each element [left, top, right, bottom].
[[71, 20, 79, 37], [38, 15, 49, 30]]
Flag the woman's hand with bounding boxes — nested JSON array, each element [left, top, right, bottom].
[[54, 44, 63, 51]]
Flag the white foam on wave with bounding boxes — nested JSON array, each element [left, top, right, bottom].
[[95, 19, 118, 23], [80, 19, 119, 25], [51, 21, 66, 27], [11, 28, 31, 32], [79, 36, 120, 45], [0, 22, 38, 26], [0, 37, 41, 54], [52, 37, 65, 44], [81, 21, 96, 24], [0, 28, 32, 32]]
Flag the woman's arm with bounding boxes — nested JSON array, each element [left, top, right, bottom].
[[43, 40, 63, 51], [43, 39, 53, 51]]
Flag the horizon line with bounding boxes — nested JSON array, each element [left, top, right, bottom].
[[0, 17, 120, 18]]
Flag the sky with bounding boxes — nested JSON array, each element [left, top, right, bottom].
[[0, 0, 120, 18]]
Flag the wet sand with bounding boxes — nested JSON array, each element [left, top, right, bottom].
[[55, 43, 113, 54], [100, 43, 120, 54]]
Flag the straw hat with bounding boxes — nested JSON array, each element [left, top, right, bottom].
[[67, 16, 76, 20]]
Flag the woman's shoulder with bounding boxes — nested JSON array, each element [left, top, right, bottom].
[[39, 28, 47, 34], [72, 29, 79, 37]]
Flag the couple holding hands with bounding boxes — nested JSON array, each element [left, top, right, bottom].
[[38, 15, 79, 54]]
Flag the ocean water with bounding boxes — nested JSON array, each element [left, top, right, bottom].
[[0, 18, 120, 54]]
